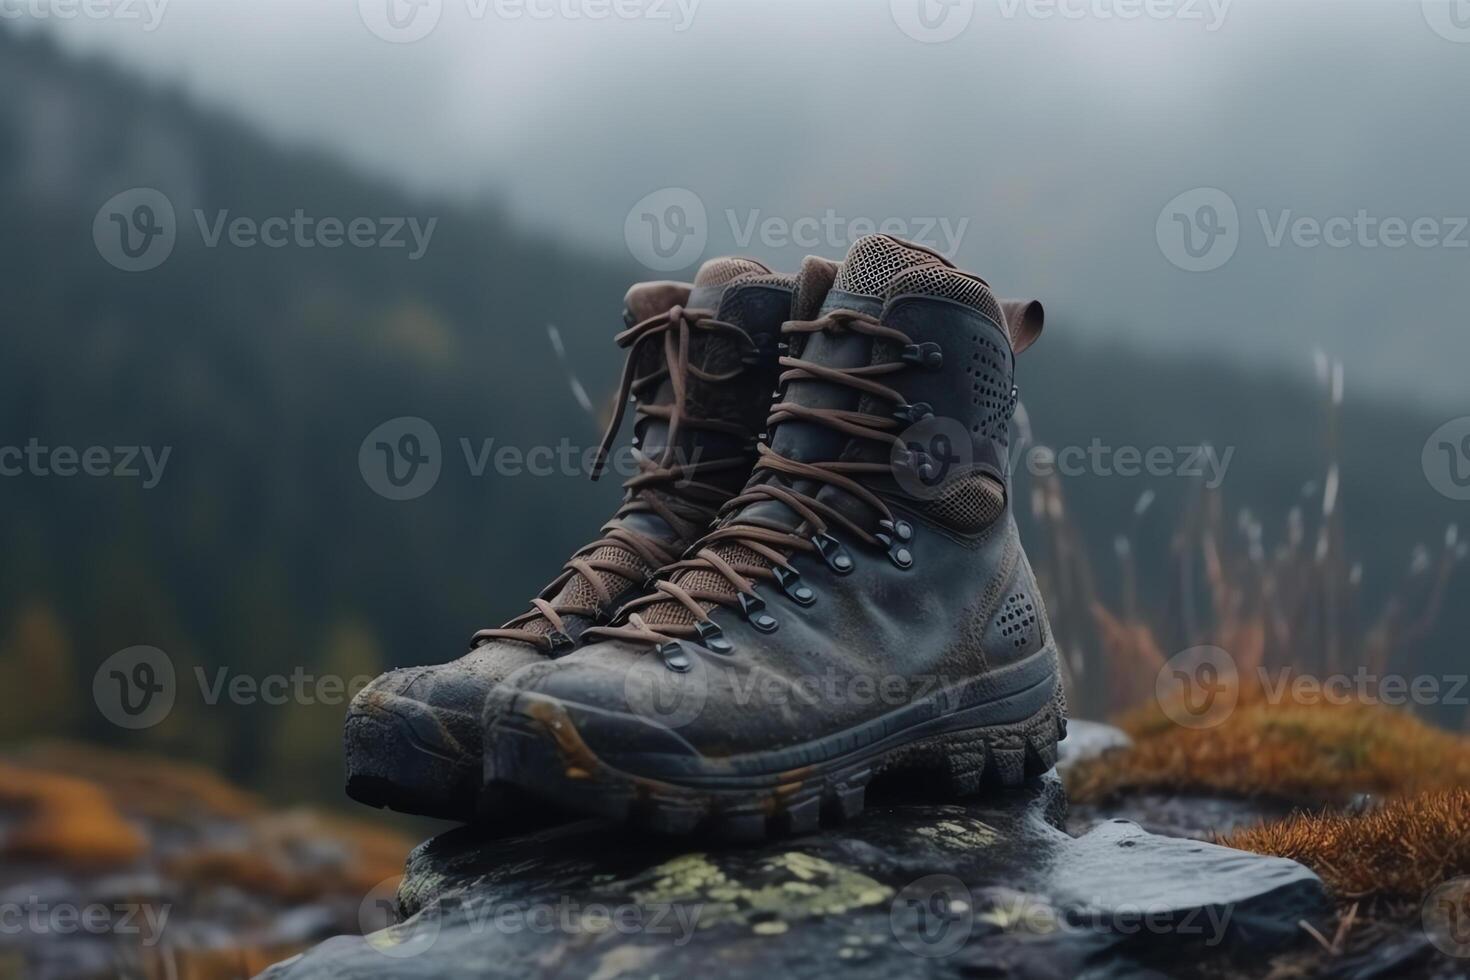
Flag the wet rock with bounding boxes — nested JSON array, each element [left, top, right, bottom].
[[1067, 792, 1299, 841], [263, 773, 1331, 979], [1055, 719, 1132, 775]]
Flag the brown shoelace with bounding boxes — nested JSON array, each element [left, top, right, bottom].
[[587, 309, 926, 649], [470, 305, 761, 653]]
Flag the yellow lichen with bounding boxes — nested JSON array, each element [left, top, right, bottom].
[[632, 850, 893, 933]]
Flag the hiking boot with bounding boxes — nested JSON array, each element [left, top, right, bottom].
[[483, 235, 1065, 840], [344, 256, 810, 821]]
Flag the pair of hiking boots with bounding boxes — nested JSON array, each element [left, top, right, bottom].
[[344, 234, 1066, 841]]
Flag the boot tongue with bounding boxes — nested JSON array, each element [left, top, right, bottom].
[[636, 256, 773, 467], [776, 235, 952, 461], [523, 259, 776, 643]]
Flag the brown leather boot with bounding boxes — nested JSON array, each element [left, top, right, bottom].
[[484, 235, 1065, 840], [344, 256, 820, 821]]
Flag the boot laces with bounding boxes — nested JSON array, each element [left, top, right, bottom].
[[587, 309, 923, 648], [471, 305, 760, 653]]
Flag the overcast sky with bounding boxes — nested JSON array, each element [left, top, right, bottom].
[[22, 0, 1470, 409]]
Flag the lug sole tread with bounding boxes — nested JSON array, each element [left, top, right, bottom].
[[490, 680, 1068, 843]]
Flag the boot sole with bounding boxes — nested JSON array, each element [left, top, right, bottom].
[[344, 691, 480, 822], [486, 646, 1067, 842]]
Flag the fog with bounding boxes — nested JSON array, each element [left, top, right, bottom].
[[25, 0, 1470, 407]]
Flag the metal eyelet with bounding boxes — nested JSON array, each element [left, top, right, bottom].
[[811, 532, 855, 574], [895, 448, 936, 482], [738, 591, 780, 633], [901, 342, 944, 370], [773, 565, 816, 606], [695, 620, 734, 654], [892, 401, 934, 425], [877, 519, 915, 570], [657, 641, 692, 672], [879, 519, 914, 543]]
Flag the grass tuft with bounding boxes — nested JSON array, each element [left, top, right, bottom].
[[1067, 697, 1470, 806], [1222, 788, 1470, 900]]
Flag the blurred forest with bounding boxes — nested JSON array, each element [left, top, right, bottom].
[[1, 27, 1464, 809]]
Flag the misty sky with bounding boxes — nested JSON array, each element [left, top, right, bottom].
[[22, 0, 1470, 410]]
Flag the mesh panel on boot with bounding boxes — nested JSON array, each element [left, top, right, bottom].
[[886, 265, 1007, 341], [695, 256, 771, 289], [637, 543, 765, 627], [832, 236, 955, 297], [919, 472, 1007, 533], [520, 546, 653, 636]]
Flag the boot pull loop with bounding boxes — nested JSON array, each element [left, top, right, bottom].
[[999, 299, 1044, 355]]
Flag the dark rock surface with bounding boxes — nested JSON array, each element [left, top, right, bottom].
[[261, 773, 1331, 979], [1067, 792, 1300, 841]]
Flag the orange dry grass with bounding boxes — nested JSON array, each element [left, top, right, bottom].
[[18, 740, 261, 819], [1067, 697, 1470, 805], [0, 760, 146, 866], [1222, 789, 1470, 900], [3, 743, 413, 901]]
